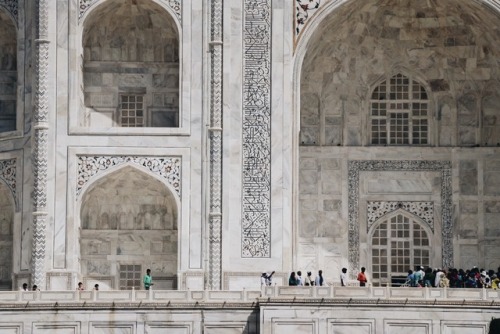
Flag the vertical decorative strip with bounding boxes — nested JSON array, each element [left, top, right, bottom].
[[208, 0, 223, 290], [242, 0, 272, 258], [32, 0, 50, 288]]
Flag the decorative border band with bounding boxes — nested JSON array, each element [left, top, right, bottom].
[[348, 160, 452, 276], [76, 156, 181, 197], [241, 0, 272, 258], [78, 0, 182, 22]]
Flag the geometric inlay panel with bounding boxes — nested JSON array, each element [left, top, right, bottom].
[[367, 201, 434, 232], [77, 156, 181, 197]]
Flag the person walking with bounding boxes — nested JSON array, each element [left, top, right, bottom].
[[357, 267, 368, 287], [143, 268, 154, 290]]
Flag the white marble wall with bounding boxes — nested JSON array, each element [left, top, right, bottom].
[[2, 0, 500, 294]]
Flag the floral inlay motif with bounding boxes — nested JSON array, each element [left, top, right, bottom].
[[296, 0, 320, 35], [77, 156, 181, 197], [367, 201, 434, 232]]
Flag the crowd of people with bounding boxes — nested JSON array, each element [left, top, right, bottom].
[[263, 265, 500, 289], [263, 268, 365, 287], [406, 266, 500, 289]]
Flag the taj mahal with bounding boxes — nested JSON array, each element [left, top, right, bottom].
[[0, 0, 500, 333]]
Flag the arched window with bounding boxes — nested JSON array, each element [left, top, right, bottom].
[[371, 212, 431, 286], [370, 74, 429, 145], [81, 0, 179, 129]]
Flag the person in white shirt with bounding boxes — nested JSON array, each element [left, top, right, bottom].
[[296, 271, 304, 286], [340, 268, 348, 286], [315, 270, 325, 286]]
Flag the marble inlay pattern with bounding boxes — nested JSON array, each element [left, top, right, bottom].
[[208, 0, 223, 289], [76, 156, 181, 197], [367, 201, 434, 232], [348, 161, 452, 276], [32, 0, 50, 289], [0, 0, 18, 24], [78, 0, 182, 22], [0, 158, 17, 208], [242, 0, 272, 258], [295, 0, 320, 35]]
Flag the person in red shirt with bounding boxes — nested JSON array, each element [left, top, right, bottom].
[[357, 267, 368, 287]]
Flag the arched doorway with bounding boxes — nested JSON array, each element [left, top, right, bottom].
[[80, 166, 178, 289], [81, 0, 179, 128], [0, 182, 13, 290], [369, 211, 432, 287], [0, 9, 17, 133]]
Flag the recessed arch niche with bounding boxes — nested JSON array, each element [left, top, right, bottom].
[[80, 166, 178, 289], [0, 9, 17, 134], [81, 0, 179, 129], [0, 182, 13, 290], [298, 0, 500, 147]]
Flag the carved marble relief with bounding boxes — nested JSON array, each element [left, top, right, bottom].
[[0, 0, 18, 24], [242, 0, 272, 258], [78, 0, 182, 22], [367, 201, 434, 232], [0, 158, 17, 209], [348, 161, 452, 275], [76, 156, 181, 198]]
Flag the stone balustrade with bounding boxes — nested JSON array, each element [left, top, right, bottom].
[[0, 287, 498, 307]]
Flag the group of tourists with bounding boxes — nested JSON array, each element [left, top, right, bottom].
[[406, 266, 500, 289], [287, 270, 326, 286]]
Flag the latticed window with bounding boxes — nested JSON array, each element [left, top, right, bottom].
[[371, 213, 431, 286], [119, 264, 142, 290], [120, 95, 144, 127], [370, 74, 429, 145]]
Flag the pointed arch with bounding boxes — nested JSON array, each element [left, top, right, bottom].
[[369, 209, 432, 287], [79, 164, 179, 289], [79, 0, 180, 129]]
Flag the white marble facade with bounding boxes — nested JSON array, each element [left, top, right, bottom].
[[0, 0, 500, 294]]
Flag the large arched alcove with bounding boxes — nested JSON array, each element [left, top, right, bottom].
[[80, 166, 178, 289], [0, 182, 13, 290], [0, 10, 17, 134], [295, 0, 500, 280], [299, 0, 500, 147], [81, 0, 179, 128]]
